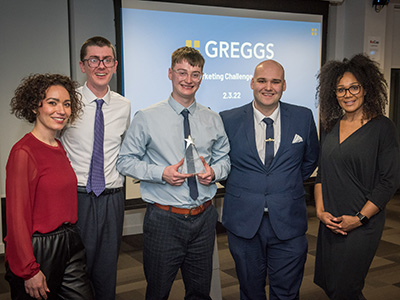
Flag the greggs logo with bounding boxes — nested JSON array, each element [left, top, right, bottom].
[[186, 40, 275, 59]]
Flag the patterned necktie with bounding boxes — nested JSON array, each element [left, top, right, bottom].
[[86, 99, 106, 196], [181, 109, 199, 200], [263, 117, 274, 168]]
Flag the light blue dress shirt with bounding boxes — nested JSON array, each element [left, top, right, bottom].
[[117, 95, 231, 208]]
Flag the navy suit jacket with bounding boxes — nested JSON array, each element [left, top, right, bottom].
[[220, 102, 319, 240]]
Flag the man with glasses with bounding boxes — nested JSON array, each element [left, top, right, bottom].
[[61, 36, 131, 300], [117, 46, 230, 300]]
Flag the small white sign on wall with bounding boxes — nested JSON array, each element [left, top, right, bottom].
[[367, 36, 382, 64]]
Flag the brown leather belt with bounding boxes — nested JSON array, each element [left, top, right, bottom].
[[154, 200, 212, 216]]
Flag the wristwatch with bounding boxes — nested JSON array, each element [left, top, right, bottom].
[[356, 212, 369, 225]]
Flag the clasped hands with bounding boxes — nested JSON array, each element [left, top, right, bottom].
[[317, 211, 362, 236], [162, 156, 215, 186]]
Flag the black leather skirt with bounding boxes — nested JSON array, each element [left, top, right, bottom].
[[6, 223, 94, 300]]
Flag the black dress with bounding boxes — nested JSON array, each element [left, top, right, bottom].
[[314, 116, 400, 299]]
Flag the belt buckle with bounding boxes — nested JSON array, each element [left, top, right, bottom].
[[188, 207, 195, 216], [194, 204, 205, 216]]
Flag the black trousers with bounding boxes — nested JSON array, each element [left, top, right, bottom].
[[76, 188, 125, 300], [143, 203, 218, 300], [5, 223, 94, 300]]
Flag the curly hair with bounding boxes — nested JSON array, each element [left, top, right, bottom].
[[317, 54, 387, 132], [10, 73, 82, 124]]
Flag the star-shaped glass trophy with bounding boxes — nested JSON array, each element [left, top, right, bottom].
[[182, 135, 205, 175]]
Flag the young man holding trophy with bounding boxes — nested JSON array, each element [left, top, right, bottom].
[[117, 46, 230, 300]]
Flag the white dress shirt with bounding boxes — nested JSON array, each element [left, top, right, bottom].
[[253, 101, 281, 164], [61, 83, 131, 188]]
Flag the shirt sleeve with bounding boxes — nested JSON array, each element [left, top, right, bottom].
[[122, 104, 131, 141], [117, 110, 165, 182], [209, 116, 231, 182], [5, 148, 41, 280], [315, 129, 327, 184], [301, 110, 319, 181], [366, 119, 400, 210]]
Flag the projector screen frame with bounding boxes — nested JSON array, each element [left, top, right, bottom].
[[113, 0, 328, 204]]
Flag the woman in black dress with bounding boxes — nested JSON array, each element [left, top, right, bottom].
[[313, 54, 400, 299]]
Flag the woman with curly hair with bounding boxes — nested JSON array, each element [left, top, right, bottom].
[[5, 74, 94, 299], [313, 54, 400, 299]]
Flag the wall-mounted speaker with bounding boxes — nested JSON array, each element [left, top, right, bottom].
[[372, 0, 389, 12], [372, 0, 389, 5]]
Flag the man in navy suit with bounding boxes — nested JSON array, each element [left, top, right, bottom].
[[220, 60, 319, 300]]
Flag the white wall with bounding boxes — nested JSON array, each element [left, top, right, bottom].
[[392, 7, 400, 68], [0, 0, 71, 253], [326, 0, 400, 111], [0, 0, 71, 197], [68, 0, 118, 89], [0, 0, 118, 198], [0, 0, 116, 254]]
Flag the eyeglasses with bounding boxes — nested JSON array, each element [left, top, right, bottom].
[[172, 68, 203, 82], [82, 57, 116, 68], [335, 84, 362, 97]]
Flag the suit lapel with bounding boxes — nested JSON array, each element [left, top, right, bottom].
[[242, 102, 293, 171], [242, 104, 265, 167], [242, 103, 274, 170], [273, 103, 292, 163]]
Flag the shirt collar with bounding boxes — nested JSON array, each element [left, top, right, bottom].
[[253, 101, 280, 125], [82, 82, 111, 105], [168, 94, 197, 115]]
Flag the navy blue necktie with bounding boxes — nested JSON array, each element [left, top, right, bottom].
[[263, 117, 274, 168], [181, 109, 199, 200], [86, 99, 106, 196]]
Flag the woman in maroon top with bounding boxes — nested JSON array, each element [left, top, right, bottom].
[[5, 74, 93, 299]]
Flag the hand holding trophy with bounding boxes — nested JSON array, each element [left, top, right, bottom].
[[182, 135, 205, 175]]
